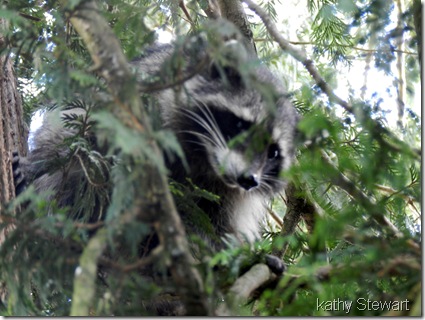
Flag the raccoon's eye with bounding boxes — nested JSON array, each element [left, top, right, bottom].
[[267, 143, 280, 159]]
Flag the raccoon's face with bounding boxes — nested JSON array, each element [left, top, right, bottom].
[[181, 103, 292, 195], [156, 38, 298, 194]]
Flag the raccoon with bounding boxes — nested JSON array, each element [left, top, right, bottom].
[[132, 38, 298, 249], [15, 36, 298, 252]]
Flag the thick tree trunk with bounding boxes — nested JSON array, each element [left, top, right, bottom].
[[0, 17, 28, 222], [0, 17, 29, 303]]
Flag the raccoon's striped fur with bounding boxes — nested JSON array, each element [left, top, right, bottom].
[[20, 36, 298, 250]]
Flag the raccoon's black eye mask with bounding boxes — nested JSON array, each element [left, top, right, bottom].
[[189, 106, 279, 157], [208, 108, 252, 141]]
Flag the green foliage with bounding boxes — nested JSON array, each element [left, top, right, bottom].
[[0, 0, 421, 317], [309, 1, 355, 64]]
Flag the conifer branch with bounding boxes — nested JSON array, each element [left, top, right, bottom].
[[286, 41, 417, 55], [242, 0, 421, 160], [320, 150, 403, 239], [242, 0, 353, 113], [64, 0, 208, 315], [70, 228, 108, 316]]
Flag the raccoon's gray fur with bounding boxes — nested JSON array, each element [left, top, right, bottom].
[[21, 36, 298, 250], [132, 39, 298, 247]]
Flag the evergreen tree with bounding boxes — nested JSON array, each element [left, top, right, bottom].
[[0, 0, 421, 316]]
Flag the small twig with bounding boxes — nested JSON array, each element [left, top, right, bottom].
[[375, 183, 421, 216], [266, 207, 283, 228], [253, 38, 419, 55], [138, 55, 210, 93], [242, 0, 421, 160], [287, 40, 418, 55], [74, 152, 108, 188], [377, 255, 421, 277], [3, 213, 104, 233], [1, 214, 83, 252], [320, 150, 403, 239], [99, 245, 163, 273], [243, 0, 352, 112], [179, 0, 194, 24], [18, 12, 41, 22], [55, 220, 105, 231]]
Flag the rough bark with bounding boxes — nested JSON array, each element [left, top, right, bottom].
[[0, 17, 29, 303], [216, 0, 256, 54], [0, 24, 29, 241], [64, 0, 208, 315], [269, 182, 318, 259], [199, 0, 221, 19], [0, 20, 28, 210]]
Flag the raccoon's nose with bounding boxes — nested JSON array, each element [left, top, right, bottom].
[[237, 174, 259, 191]]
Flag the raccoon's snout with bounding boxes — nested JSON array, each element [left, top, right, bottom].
[[213, 149, 262, 191], [237, 173, 259, 191]]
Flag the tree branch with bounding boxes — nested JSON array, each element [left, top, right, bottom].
[[179, 1, 194, 24], [320, 150, 404, 239], [241, 0, 421, 160], [198, 0, 221, 19], [273, 183, 318, 259], [64, 0, 208, 315], [215, 0, 256, 54], [286, 40, 418, 55], [242, 0, 353, 112], [216, 263, 274, 315], [70, 228, 108, 316]]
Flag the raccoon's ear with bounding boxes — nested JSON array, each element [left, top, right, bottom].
[[208, 40, 248, 87], [209, 63, 243, 87]]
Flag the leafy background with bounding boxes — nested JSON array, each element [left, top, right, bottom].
[[0, 0, 421, 316]]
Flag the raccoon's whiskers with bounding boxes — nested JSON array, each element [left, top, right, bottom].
[[195, 105, 227, 148], [182, 108, 227, 149], [260, 174, 284, 194], [257, 181, 273, 194], [181, 130, 222, 149]]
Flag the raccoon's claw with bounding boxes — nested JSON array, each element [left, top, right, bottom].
[[265, 254, 286, 275]]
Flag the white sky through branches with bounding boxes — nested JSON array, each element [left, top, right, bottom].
[[28, 1, 421, 142]]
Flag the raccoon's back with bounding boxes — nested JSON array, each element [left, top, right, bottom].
[[26, 108, 91, 207]]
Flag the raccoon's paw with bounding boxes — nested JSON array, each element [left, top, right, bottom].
[[265, 254, 286, 275], [12, 151, 27, 196]]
